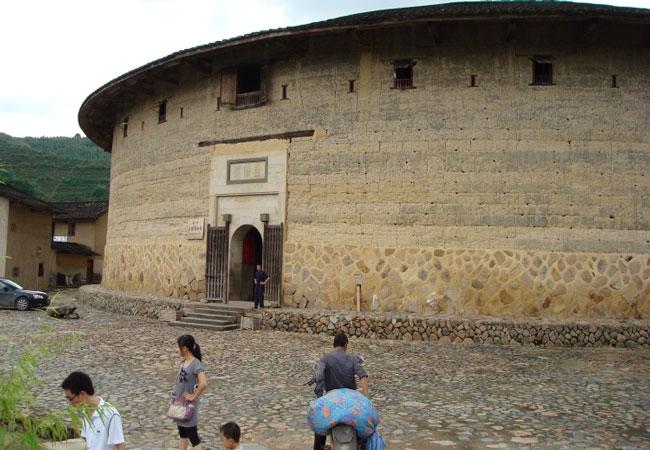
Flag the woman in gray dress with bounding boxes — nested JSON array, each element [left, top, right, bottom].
[[174, 334, 207, 449]]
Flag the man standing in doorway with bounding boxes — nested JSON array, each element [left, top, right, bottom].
[[253, 264, 269, 309]]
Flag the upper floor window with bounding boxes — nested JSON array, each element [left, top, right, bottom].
[[68, 223, 76, 236], [531, 56, 553, 85], [122, 117, 128, 137], [220, 65, 267, 109], [158, 100, 167, 123], [393, 60, 415, 89]]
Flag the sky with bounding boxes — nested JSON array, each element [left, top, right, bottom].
[[1, 0, 648, 138]]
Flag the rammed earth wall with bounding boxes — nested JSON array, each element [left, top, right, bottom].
[[262, 310, 650, 348], [97, 20, 649, 319]]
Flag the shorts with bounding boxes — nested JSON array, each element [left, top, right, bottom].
[[178, 425, 200, 447]]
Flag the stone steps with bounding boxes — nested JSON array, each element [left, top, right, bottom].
[[169, 302, 254, 332], [178, 316, 235, 326], [168, 321, 240, 332], [183, 311, 238, 321], [185, 307, 243, 316]]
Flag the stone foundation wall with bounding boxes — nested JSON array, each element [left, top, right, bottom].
[[283, 243, 650, 319], [262, 310, 650, 348], [78, 285, 189, 319], [102, 243, 206, 299]]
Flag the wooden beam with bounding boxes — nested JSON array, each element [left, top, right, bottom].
[[187, 58, 212, 75], [427, 22, 440, 45], [130, 79, 154, 96], [273, 38, 306, 57], [505, 21, 517, 43], [347, 29, 366, 45], [577, 20, 599, 44], [198, 129, 315, 147], [151, 73, 179, 86]]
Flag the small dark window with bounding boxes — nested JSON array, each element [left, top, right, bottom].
[[122, 118, 128, 138], [38, 263, 44, 277], [180, 107, 184, 118], [470, 74, 477, 87], [217, 97, 221, 111], [531, 57, 553, 85], [12, 267, 19, 277], [220, 65, 267, 109], [393, 60, 415, 89], [237, 65, 265, 107], [158, 100, 167, 123], [611, 75, 618, 88], [349, 80, 355, 92], [68, 223, 76, 236], [141, 121, 145, 130], [10, 223, 16, 232], [281, 84, 288, 100]]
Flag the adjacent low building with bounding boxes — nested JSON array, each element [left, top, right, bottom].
[[51, 201, 108, 284], [79, 2, 650, 318], [0, 184, 56, 290]]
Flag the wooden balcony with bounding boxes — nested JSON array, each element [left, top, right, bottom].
[[393, 78, 413, 89], [235, 90, 265, 108]]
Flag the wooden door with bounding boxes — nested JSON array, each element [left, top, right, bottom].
[[206, 224, 229, 302], [262, 223, 283, 307], [86, 259, 94, 284], [220, 69, 237, 106]]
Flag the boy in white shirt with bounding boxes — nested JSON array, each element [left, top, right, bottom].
[[62, 371, 125, 450], [219, 422, 242, 450]]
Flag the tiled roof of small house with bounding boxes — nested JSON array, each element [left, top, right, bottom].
[[0, 184, 58, 213], [51, 241, 101, 256], [50, 201, 109, 220]]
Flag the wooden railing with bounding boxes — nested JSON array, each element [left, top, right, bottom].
[[394, 78, 413, 89], [532, 74, 553, 85], [236, 90, 263, 107]]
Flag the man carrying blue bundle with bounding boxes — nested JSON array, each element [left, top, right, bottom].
[[314, 333, 369, 450]]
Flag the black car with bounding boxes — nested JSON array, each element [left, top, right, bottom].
[[0, 278, 50, 310]]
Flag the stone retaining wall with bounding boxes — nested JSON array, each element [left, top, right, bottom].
[[262, 309, 650, 348], [77, 285, 190, 319], [283, 244, 650, 319]]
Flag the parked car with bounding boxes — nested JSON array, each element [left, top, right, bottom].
[[0, 278, 50, 311]]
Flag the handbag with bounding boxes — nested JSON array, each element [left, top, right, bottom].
[[166, 394, 195, 421], [167, 362, 195, 421]]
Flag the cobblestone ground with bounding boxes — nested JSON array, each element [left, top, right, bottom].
[[2, 290, 650, 450]]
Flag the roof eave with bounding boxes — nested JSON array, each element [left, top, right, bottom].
[[78, 6, 650, 152]]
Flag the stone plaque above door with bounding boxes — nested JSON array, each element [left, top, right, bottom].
[[227, 158, 268, 184]]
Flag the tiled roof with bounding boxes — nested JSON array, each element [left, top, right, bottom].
[[0, 184, 58, 213], [82, 0, 650, 104], [79, 1, 650, 151], [51, 241, 100, 256], [50, 201, 108, 220]]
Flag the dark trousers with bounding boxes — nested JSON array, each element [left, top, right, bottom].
[[314, 433, 327, 450], [254, 285, 265, 308]]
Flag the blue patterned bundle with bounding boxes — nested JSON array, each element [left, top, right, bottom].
[[307, 388, 386, 450]]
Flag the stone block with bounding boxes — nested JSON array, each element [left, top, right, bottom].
[[159, 310, 182, 322]]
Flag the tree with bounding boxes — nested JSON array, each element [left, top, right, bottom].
[[0, 316, 87, 449]]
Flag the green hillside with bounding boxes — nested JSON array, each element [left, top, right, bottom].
[[0, 133, 110, 202]]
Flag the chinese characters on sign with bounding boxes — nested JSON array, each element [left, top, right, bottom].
[[187, 217, 205, 240], [228, 158, 267, 183]]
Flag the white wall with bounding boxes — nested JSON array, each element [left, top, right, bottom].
[[0, 197, 9, 277]]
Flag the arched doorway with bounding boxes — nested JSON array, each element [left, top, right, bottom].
[[229, 225, 262, 302]]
